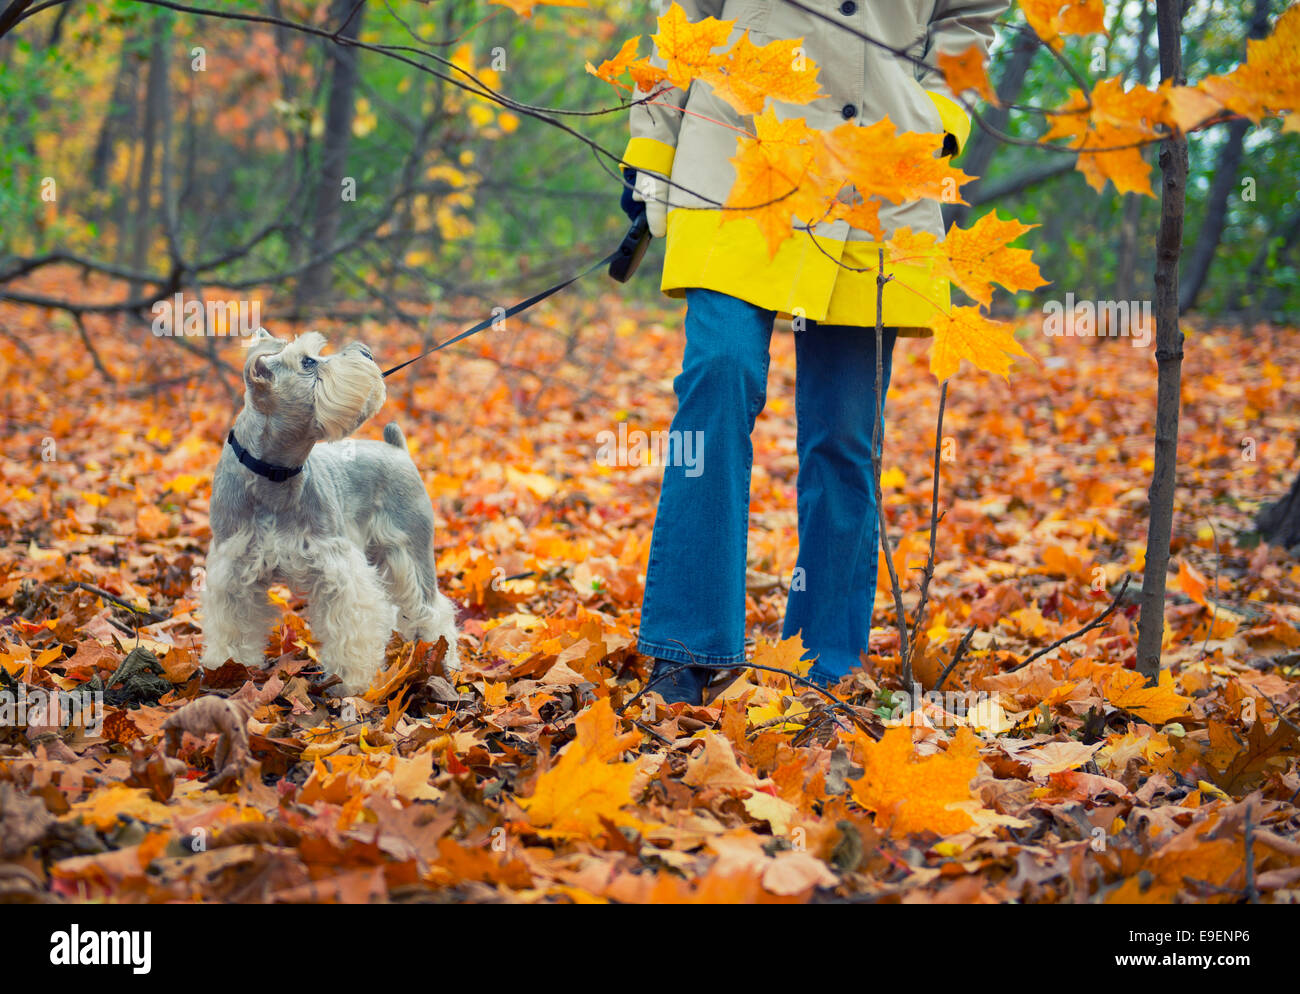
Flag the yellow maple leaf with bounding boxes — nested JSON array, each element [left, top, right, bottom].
[[71, 784, 174, 830], [1101, 669, 1192, 725], [928, 306, 1030, 382], [651, 1, 734, 90], [699, 33, 824, 116], [726, 106, 970, 256], [750, 632, 813, 681], [888, 212, 1046, 309], [1044, 78, 1166, 196], [725, 110, 821, 256], [1021, 0, 1107, 51], [389, 750, 444, 803], [819, 117, 972, 211], [166, 472, 205, 495], [585, 36, 641, 84], [1196, 5, 1300, 124], [519, 698, 641, 836], [1161, 81, 1223, 132], [849, 726, 983, 835]]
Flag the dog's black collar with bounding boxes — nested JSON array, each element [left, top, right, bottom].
[[227, 430, 303, 483]]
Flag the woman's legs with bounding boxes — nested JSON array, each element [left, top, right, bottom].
[[638, 288, 775, 676], [782, 323, 897, 684]]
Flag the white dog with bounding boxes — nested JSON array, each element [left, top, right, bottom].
[[200, 328, 459, 693]]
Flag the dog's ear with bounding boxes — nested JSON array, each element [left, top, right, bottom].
[[244, 328, 284, 392], [245, 352, 274, 389]]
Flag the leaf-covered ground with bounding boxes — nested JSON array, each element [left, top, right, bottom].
[[2, 274, 1299, 903]]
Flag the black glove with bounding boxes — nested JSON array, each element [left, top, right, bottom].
[[620, 167, 646, 224]]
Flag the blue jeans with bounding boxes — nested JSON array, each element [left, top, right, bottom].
[[637, 287, 897, 684]]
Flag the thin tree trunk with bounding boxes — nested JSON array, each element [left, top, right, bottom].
[[90, 49, 140, 191], [1135, 0, 1189, 684], [1179, 0, 1272, 313], [129, 16, 170, 298], [296, 0, 365, 307]]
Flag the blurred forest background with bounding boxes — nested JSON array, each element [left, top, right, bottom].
[[1, 0, 1296, 323]]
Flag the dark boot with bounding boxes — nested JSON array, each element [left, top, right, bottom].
[[647, 658, 708, 706]]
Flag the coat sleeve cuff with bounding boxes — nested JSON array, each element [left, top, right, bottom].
[[926, 90, 972, 155], [623, 137, 676, 177]]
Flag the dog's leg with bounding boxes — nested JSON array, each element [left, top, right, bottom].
[[305, 542, 393, 695], [379, 542, 461, 672], [366, 491, 461, 672], [200, 543, 276, 670]]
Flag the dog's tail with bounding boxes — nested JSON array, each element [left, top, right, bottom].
[[382, 423, 407, 449]]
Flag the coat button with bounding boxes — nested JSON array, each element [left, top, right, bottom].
[[839, 1, 857, 14], [841, 103, 857, 120]]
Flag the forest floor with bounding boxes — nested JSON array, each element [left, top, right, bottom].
[[2, 272, 1299, 903]]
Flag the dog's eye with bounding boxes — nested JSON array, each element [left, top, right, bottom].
[[301, 356, 317, 373]]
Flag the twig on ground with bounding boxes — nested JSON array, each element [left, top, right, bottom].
[[1009, 575, 1131, 671], [933, 624, 978, 692]]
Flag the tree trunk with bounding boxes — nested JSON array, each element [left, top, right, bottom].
[[1179, 0, 1272, 313], [296, 0, 365, 307], [1135, 0, 1189, 684], [90, 49, 140, 191], [129, 16, 170, 298]]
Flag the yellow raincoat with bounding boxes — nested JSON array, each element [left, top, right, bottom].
[[623, 0, 1008, 333]]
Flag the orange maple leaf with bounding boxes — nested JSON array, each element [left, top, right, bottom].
[[750, 632, 813, 683], [1197, 5, 1300, 127], [849, 726, 983, 836], [1174, 558, 1211, 608], [724, 110, 821, 256], [887, 212, 1046, 309], [1161, 81, 1224, 133], [928, 305, 1030, 382], [936, 44, 997, 106], [585, 36, 641, 84], [1044, 78, 1167, 196], [1020, 0, 1107, 51], [651, 1, 734, 90], [1100, 669, 1193, 725], [519, 697, 642, 836], [726, 114, 972, 257], [699, 32, 824, 116], [819, 117, 972, 211]]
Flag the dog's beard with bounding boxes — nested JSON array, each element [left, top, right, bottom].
[[313, 353, 385, 441]]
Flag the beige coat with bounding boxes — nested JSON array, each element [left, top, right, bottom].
[[624, 0, 1008, 330]]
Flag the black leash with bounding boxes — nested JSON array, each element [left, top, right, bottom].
[[381, 216, 649, 379]]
